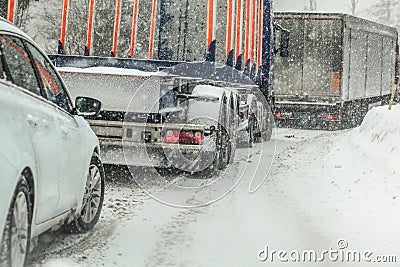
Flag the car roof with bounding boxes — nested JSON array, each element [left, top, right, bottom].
[[0, 17, 33, 42]]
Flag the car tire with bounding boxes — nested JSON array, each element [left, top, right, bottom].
[[0, 176, 32, 267], [67, 153, 104, 233]]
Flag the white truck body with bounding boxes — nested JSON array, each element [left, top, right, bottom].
[[59, 67, 206, 168]]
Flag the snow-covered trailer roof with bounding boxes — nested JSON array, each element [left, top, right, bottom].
[[58, 67, 175, 113], [275, 12, 398, 39], [191, 85, 226, 100]]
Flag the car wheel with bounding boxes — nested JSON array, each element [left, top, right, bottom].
[[0, 176, 31, 267], [68, 153, 104, 233]]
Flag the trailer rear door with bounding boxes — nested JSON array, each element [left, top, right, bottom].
[[275, 15, 342, 99]]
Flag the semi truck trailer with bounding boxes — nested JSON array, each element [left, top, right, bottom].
[[273, 12, 398, 129], [58, 66, 240, 175]]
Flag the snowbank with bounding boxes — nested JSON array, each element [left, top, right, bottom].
[[276, 105, 400, 258], [349, 104, 400, 171]]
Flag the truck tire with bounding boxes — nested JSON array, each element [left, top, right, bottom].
[[198, 129, 227, 178], [263, 124, 273, 141], [247, 115, 255, 148], [227, 139, 235, 164], [254, 126, 262, 143], [218, 129, 230, 170], [0, 176, 32, 267], [199, 151, 220, 178], [262, 110, 274, 141]]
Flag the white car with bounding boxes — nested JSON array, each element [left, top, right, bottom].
[[0, 19, 104, 267]]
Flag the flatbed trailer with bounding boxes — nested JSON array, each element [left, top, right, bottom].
[[58, 66, 241, 175], [58, 67, 207, 168]]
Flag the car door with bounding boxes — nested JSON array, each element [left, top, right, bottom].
[[25, 42, 86, 214], [0, 34, 61, 224]]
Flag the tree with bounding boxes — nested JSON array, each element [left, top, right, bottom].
[[309, 0, 317, 10], [0, 0, 31, 26], [303, 0, 317, 11], [350, 0, 359, 15], [368, 0, 399, 24], [20, 0, 89, 55], [0, 1, 7, 19]]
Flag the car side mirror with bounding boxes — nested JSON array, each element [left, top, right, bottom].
[[280, 30, 290, 58], [75, 96, 102, 117]]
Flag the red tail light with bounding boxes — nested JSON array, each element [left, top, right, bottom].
[[179, 131, 194, 144], [326, 115, 341, 121], [165, 130, 203, 145], [326, 115, 335, 121], [194, 131, 203, 145], [165, 130, 179, 143], [274, 113, 282, 119]]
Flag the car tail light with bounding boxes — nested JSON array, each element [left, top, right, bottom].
[[274, 113, 282, 119]]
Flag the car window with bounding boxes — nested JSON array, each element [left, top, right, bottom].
[[25, 42, 71, 111], [0, 35, 40, 95]]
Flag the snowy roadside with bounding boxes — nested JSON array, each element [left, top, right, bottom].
[[275, 105, 400, 264], [27, 105, 400, 266]]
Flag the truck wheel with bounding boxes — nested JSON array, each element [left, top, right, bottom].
[[262, 108, 273, 141], [218, 130, 230, 170], [254, 127, 262, 143], [0, 176, 32, 267], [198, 130, 226, 178], [199, 151, 220, 178], [227, 139, 235, 164], [248, 117, 255, 147], [67, 153, 104, 233], [263, 124, 273, 141]]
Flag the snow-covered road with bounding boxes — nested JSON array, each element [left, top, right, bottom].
[[28, 107, 400, 266]]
